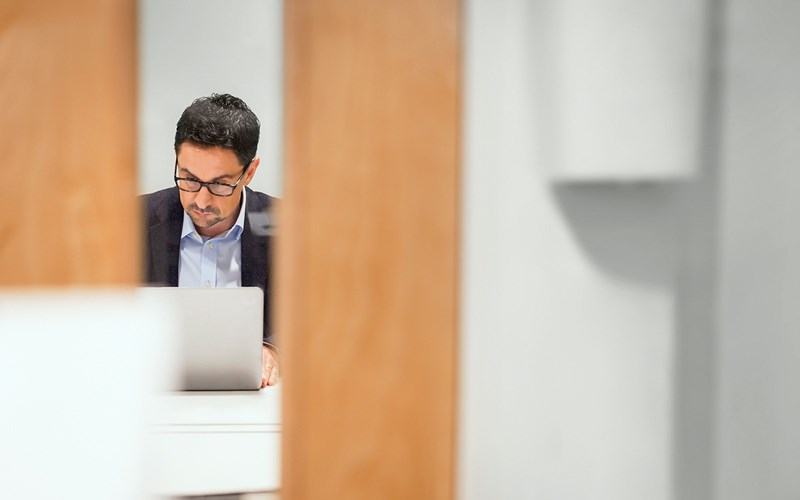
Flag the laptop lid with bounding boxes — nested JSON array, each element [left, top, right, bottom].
[[138, 287, 263, 391]]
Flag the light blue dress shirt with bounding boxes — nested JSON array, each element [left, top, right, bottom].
[[178, 189, 247, 288]]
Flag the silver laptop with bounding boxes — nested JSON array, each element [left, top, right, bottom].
[[138, 287, 263, 391]]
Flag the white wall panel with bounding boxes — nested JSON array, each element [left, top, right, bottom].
[[0, 291, 175, 499], [138, 0, 283, 197], [544, 0, 706, 181]]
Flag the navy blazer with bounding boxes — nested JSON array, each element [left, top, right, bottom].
[[141, 186, 275, 344]]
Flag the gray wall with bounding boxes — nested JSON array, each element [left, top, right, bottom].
[[714, 1, 800, 498], [138, 0, 283, 197], [460, 1, 681, 498], [460, 0, 800, 499]]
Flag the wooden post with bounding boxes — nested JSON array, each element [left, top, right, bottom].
[[0, 0, 138, 286], [279, 0, 461, 498]]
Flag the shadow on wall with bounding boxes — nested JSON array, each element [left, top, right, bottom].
[[551, 178, 720, 500], [551, 182, 681, 290], [548, 5, 725, 499]]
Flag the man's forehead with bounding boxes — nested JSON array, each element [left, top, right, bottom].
[[177, 143, 241, 175]]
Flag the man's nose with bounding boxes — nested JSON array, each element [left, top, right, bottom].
[[195, 186, 214, 207]]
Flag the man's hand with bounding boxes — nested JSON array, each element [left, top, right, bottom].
[[261, 345, 280, 388]]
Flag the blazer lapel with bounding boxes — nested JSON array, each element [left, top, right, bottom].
[[240, 187, 273, 340], [149, 220, 181, 286], [147, 190, 183, 286], [241, 187, 270, 289]]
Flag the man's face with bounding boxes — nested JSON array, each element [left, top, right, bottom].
[[176, 143, 259, 237]]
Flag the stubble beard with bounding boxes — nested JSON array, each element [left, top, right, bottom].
[[187, 204, 223, 228]]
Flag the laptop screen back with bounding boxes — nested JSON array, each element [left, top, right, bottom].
[[138, 287, 263, 391]]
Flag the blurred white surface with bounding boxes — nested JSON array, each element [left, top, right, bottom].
[[138, 0, 284, 197], [149, 388, 282, 496], [544, 0, 705, 181], [0, 290, 176, 500]]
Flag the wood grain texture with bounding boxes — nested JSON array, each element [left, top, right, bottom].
[[0, 0, 138, 285], [278, 0, 460, 498]]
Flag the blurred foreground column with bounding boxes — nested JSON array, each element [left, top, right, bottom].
[[279, 1, 460, 499], [0, 0, 138, 285], [0, 3, 155, 499]]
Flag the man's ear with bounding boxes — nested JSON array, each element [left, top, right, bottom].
[[244, 157, 260, 185]]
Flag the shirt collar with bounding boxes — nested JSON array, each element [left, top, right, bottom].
[[181, 188, 247, 241]]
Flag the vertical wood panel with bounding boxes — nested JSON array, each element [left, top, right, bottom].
[[0, 0, 137, 285], [279, 0, 460, 498]]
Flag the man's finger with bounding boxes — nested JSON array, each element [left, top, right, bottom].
[[267, 366, 279, 386], [262, 365, 274, 387]]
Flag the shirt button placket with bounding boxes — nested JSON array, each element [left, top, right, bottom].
[[201, 239, 218, 288]]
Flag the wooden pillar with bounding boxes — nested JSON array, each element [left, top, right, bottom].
[[0, 0, 138, 286], [279, 0, 461, 498]]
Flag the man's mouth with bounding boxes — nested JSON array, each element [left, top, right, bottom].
[[189, 205, 219, 217]]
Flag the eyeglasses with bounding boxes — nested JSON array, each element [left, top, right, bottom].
[[174, 159, 252, 197]]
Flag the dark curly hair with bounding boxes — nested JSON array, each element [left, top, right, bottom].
[[174, 93, 261, 168]]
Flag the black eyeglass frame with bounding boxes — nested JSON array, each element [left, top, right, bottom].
[[173, 158, 253, 197]]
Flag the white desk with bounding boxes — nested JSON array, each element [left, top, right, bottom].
[[149, 386, 281, 497]]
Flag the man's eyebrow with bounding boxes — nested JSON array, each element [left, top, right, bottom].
[[179, 166, 237, 182]]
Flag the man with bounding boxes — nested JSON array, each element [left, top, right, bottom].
[[142, 93, 279, 388]]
